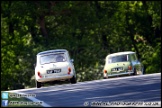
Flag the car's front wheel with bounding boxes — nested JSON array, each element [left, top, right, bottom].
[[36, 80, 41, 88], [140, 66, 144, 75], [70, 76, 77, 84]]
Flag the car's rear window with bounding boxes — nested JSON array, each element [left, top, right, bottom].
[[108, 54, 128, 63], [40, 53, 66, 65]]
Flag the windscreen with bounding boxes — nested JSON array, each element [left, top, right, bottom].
[[40, 53, 66, 65]]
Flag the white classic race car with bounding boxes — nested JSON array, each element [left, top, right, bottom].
[[35, 49, 77, 88]]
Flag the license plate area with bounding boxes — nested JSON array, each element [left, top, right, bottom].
[[111, 67, 123, 72], [47, 69, 61, 74]]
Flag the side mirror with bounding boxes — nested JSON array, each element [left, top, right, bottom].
[[70, 59, 74, 63]]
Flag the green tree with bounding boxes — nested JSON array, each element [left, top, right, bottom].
[[1, 1, 161, 90]]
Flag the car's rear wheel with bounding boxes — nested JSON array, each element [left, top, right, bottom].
[[103, 72, 108, 79], [103, 76, 108, 79], [36, 80, 41, 88], [133, 68, 137, 75], [70, 76, 77, 84]]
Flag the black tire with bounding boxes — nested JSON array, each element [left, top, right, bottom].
[[133, 68, 137, 75], [103, 76, 108, 79], [142, 66, 145, 75], [70, 76, 77, 84], [36, 80, 41, 88]]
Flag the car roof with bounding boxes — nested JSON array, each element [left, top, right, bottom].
[[37, 49, 68, 56], [107, 51, 135, 57]]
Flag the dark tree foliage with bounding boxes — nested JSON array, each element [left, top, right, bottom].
[[1, 1, 161, 90]]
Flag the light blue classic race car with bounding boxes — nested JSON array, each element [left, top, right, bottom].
[[103, 51, 144, 79]]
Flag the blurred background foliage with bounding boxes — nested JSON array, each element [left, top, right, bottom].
[[1, 1, 161, 90]]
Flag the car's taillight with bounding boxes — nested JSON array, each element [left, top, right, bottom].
[[128, 66, 132, 70], [68, 67, 71, 74], [38, 71, 42, 78], [104, 70, 107, 73]]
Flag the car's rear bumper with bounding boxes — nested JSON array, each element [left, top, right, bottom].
[[36, 74, 73, 82], [104, 71, 134, 77], [109, 71, 134, 76]]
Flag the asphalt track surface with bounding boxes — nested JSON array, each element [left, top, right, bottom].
[[7, 73, 161, 107]]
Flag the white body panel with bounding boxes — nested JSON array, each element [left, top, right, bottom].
[[35, 49, 76, 83]]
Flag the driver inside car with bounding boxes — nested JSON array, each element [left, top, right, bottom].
[[56, 55, 65, 62]]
